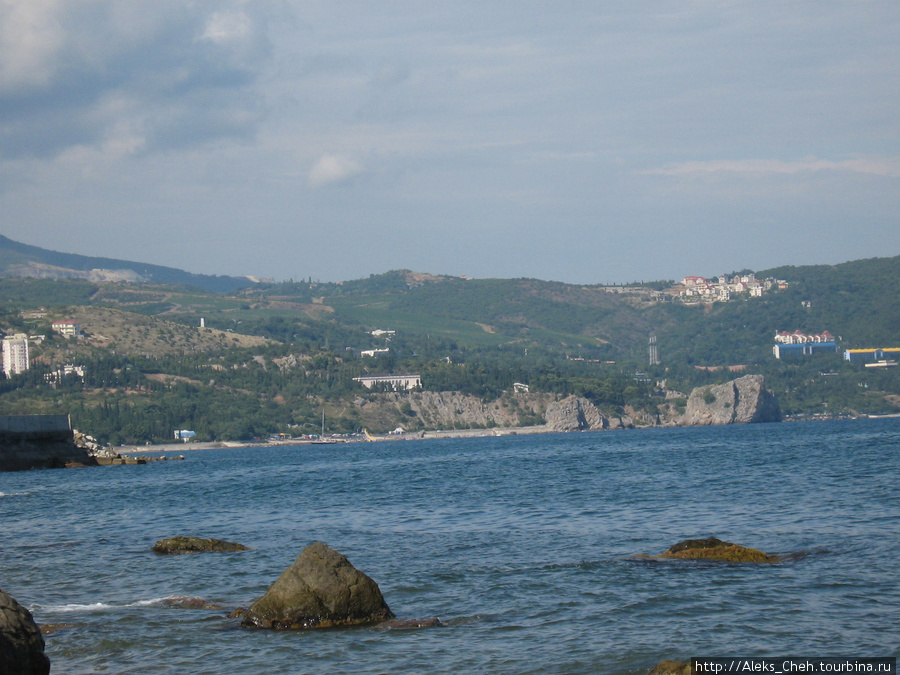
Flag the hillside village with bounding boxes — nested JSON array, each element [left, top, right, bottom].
[[676, 273, 788, 303]]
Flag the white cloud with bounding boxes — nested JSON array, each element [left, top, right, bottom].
[[201, 11, 251, 44], [308, 154, 364, 188], [0, 0, 64, 92], [643, 157, 900, 178]]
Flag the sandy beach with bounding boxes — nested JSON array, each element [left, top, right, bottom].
[[120, 425, 551, 454]]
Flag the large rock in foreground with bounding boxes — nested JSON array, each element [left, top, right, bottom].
[[681, 375, 780, 426], [0, 589, 50, 675], [152, 536, 250, 554], [242, 542, 394, 629]]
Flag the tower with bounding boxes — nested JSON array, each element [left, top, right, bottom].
[[2, 334, 30, 378]]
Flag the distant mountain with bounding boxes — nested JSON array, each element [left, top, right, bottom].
[[0, 235, 257, 293]]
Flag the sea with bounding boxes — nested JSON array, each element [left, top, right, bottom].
[[2, 418, 899, 674]]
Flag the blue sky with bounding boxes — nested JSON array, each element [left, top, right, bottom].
[[1, 2, 898, 284]]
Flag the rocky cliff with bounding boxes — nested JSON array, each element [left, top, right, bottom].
[[352, 391, 553, 431], [680, 375, 781, 426], [346, 377, 777, 435], [544, 396, 633, 432]]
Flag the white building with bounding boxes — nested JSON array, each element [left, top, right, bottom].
[[2, 334, 30, 378], [360, 348, 390, 358], [51, 320, 81, 338], [353, 374, 421, 390]]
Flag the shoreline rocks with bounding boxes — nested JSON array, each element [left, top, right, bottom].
[[151, 536, 251, 554], [0, 588, 51, 675], [242, 542, 394, 630]]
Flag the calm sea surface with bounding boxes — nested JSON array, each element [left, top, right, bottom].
[[2, 419, 899, 674]]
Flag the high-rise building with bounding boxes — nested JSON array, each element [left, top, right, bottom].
[[648, 333, 660, 366], [2, 334, 30, 378]]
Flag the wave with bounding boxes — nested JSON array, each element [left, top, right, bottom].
[[35, 595, 232, 616], [36, 596, 197, 613]]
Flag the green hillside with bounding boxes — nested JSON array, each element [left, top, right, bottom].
[[1, 243, 899, 444]]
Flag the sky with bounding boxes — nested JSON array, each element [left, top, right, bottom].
[[1, 1, 898, 285]]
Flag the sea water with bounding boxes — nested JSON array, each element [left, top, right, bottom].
[[2, 419, 899, 674]]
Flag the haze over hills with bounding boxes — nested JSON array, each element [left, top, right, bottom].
[[0, 235, 259, 293]]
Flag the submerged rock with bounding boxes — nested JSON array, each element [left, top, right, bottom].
[[378, 617, 442, 629], [158, 596, 226, 610], [242, 542, 394, 630], [644, 537, 777, 563], [0, 588, 51, 675], [649, 660, 693, 675], [151, 536, 250, 554]]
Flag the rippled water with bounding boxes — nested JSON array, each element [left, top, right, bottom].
[[2, 419, 899, 673]]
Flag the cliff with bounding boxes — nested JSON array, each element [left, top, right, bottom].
[[0, 415, 94, 471], [680, 375, 781, 426], [352, 391, 554, 431], [544, 396, 633, 432]]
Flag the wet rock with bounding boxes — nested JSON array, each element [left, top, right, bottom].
[[649, 660, 693, 674], [37, 623, 77, 636], [0, 588, 51, 675], [158, 596, 226, 610], [151, 536, 251, 554], [242, 541, 394, 630], [648, 537, 777, 563]]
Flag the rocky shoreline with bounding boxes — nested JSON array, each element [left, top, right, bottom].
[[2, 536, 787, 673], [2, 375, 782, 468]]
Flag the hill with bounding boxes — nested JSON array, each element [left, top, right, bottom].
[[1, 240, 899, 444], [0, 234, 258, 293]]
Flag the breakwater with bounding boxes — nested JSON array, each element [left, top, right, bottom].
[[0, 415, 94, 471]]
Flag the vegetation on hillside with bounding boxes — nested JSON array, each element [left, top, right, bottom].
[[1, 254, 899, 445]]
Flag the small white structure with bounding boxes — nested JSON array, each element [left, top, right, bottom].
[[353, 374, 421, 391], [51, 320, 82, 338], [360, 348, 390, 358]]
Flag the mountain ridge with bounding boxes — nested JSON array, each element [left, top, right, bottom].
[[0, 234, 258, 294]]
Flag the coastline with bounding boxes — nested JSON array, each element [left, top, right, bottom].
[[120, 425, 552, 453], [114, 416, 876, 455]]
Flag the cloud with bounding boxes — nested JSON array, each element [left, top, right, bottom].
[[0, 0, 65, 92], [643, 157, 900, 179], [308, 154, 365, 188], [0, 1, 271, 159]]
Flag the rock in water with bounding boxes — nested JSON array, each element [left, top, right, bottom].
[[658, 537, 776, 563], [649, 660, 693, 674], [0, 589, 50, 675], [242, 542, 394, 629], [151, 536, 250, 554]]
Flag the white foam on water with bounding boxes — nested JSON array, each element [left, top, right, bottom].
[[37, 597, 174, 613], [39, 602, 114, 613]]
